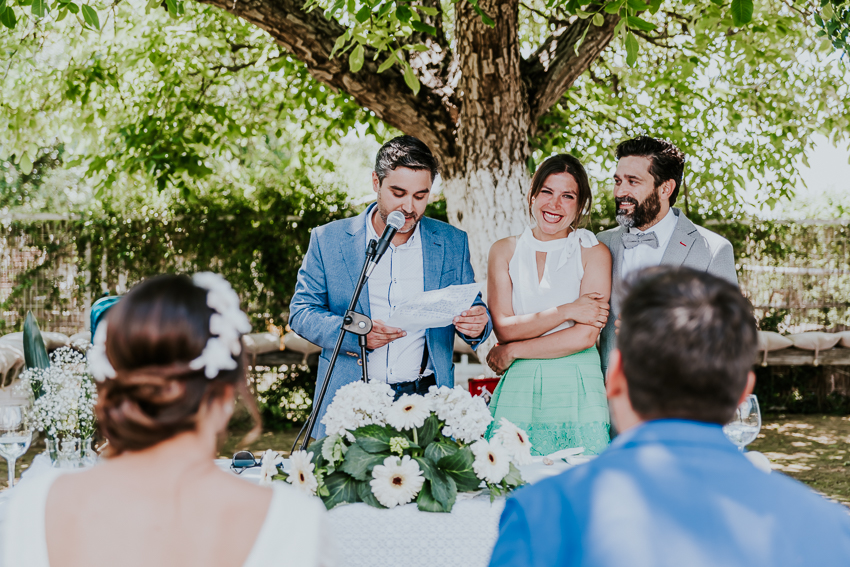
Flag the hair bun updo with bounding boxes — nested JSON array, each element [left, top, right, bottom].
[[94, 274, 253, 454]]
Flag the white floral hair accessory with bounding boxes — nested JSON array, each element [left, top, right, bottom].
[[86, 272, 251, 381], [88, 321, 116, 382], [188, 272, 252, 379]]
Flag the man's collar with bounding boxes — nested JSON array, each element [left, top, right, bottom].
[[610, 419, 735, 451]]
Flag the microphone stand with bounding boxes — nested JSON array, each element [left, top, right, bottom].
[[292, 239, 377, 452]]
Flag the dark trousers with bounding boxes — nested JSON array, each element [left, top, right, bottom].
[[389, 375, 436, 401]]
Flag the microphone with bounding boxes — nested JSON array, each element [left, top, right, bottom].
[[366, 210, 406, 276]]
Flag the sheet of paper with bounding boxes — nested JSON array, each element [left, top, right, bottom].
[[386, 282, 483, 332]]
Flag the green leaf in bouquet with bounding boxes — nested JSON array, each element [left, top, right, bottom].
[[322, 472, 361, 510], [340, 444, 388, 481], [308, 436, 328, 468], [417, 480, 454, 513], [438, 446, 481, 492], [424, 440, 458, 463], [416, 414, 440, 447], [356, 480, 386, 509], [503, 462, 525, 488], [23, 311, 50, 370], [353, 424, 393, 453], [428, 467, 457, 510]]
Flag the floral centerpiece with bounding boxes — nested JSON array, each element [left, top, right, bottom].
[[16, 347, 98, 465], [275, 382, 532, 512]]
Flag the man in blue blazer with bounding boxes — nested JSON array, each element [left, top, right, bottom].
[[290, 136, 492, 438], [490, 267, 850, 567]]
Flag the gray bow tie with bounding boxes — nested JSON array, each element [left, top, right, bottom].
[[623, 232, 659, 249]]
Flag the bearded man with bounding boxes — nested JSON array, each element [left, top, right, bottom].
[[597, 136, 737, 376], [289, 135, 492, 438]]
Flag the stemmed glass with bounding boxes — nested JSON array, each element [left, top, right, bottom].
[[0, 397, 34, 487], [723, 394, 761, 452]]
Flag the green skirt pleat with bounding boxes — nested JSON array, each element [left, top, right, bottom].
[[485, 347, 611, 456]]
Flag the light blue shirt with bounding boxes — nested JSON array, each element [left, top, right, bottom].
[[490, 419, 850, 567], [365, 210, 434, 383]]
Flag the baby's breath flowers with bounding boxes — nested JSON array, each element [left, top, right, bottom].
[[17, 347, 98, 440]]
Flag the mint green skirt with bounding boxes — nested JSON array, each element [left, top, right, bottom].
[[485, 347, 611, 456]]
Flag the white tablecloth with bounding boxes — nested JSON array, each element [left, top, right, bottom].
[[0, 453, 573, 567]]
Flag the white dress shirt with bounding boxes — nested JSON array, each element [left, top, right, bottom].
[[365, 209, 434, 384], [621, 208, 677, 278]]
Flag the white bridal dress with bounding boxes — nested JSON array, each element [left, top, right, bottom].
[[2, 469, 333, 567]]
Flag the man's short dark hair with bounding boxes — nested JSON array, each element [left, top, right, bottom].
[[374, 135, 440, 183], [618, 267, 757, 424], [616, 136, 685, 206]]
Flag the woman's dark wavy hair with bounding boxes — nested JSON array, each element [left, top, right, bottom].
[[527, 154, 592, 229], [95, 274, 259, 455]]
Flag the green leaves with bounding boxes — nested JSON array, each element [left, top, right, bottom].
[[81, 4, 99, 30], [437, 446, 481, 492], [403, 65, 420, 95], [349, 43, 365, 72], [322, 471, 361, 509], [353, 424, 392, 453], [625, 31, 639, 67], [31, 0, 45, 18], [626, 15, 656, 31], [340, 444, 386, 481], [424, 440, 458, 463], [730, 0, 753, 26], [0, 4, 16, 29], [23, 311, 50, 370]]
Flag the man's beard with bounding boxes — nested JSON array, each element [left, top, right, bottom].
[[378, 202, 421, 233], [616, 189, 662, 230]]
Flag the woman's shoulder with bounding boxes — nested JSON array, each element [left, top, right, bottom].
[[489, 235, 518, 259]]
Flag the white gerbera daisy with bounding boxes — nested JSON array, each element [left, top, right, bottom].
[[471, 438, 511, 484], [493, 418, 533, 465], [259, 449, 284, 487], [287, 450, 318, 495], [369, 455, 425, 508], [385, 394, 431, 430]]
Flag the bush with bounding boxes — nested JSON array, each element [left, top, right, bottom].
[[255, 363, 317, 430], [755, 365, 850, 415]]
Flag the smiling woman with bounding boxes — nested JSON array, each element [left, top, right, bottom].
[[483, 154, 612, 457]]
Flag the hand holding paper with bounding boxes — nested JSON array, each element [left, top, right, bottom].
[[386, 282, 483, 332]]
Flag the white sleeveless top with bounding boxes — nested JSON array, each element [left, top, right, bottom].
[[1, 469, 332, 567], [509, 227, 599, 335]]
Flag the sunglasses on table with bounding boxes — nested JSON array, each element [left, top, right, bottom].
[[230, 450, 261, 474]]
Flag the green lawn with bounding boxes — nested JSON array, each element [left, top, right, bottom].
[[4, 416, 849, 509]]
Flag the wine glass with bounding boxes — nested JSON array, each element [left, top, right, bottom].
[[0, 397, 34, 487], [723, 394, 761, 452]]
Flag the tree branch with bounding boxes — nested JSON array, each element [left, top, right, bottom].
[[523, 12, 620, 132], [196, 0, 456, 158]]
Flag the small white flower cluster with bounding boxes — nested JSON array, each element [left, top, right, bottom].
[[18, 347, 98, 439], [425, 385, 493, 444], [259, 449, 284, 487], [385, 394, 431, 431], [189, 272, 252, 379], [470, 420, 533, 484], [321, 381, 394, 441]]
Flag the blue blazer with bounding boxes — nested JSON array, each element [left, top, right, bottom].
[[289, 205, 493, 438], [490, 420, 850, 567]]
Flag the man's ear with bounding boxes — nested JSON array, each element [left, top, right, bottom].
[[606, 349, 627, 400], [736, 371, 756, 407], [659, 178, 676, 199], [371, 171, 381, 194]]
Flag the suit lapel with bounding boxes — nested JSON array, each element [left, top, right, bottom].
[[420, 218, 444, 292], [608, 226, 628, 313], [660, 209, 696, 268], [341, 207, 372, 316]]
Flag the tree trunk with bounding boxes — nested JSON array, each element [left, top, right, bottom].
[[442, 0, 531, 285]]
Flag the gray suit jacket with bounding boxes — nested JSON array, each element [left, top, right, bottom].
[[596, 208, 738, 376]]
